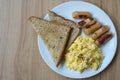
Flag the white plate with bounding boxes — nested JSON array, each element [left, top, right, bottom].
[[38, 1, 117, 79]]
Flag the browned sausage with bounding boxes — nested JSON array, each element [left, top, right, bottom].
[[95, 32, 112, 46], [78, 18, 96, 28], [84, 22, 102, 35], [72, 11, 91, 19], [92, 26, 109, 40]]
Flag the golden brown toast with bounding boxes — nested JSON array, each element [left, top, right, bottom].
[[28, 16, 71, 67], [48, 11, 80, 48]]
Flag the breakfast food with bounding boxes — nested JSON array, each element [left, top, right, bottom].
[[92, 26, 109, 40], [75, 11, 113, 46], [65, 36, 104, 72], [28, 16, 71, 67], [28, 9, 113, 71], [78, 18, 96, 28], [48, 10, 80, 48], [95, 32, 112, 46], [84, 22, 102, 35], [72, 11, 91, 19], [85, 18, 96, 28]]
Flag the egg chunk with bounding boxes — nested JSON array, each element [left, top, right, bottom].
[[65, 36, 104, 73]]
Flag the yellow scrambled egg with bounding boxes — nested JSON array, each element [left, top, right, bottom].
[[65, 36, 104, 73]]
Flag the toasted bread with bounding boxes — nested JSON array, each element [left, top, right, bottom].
[[48, 11, 80, 48], [28, 16, 71, 67]]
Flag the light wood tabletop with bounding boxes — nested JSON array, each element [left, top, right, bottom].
[[0, 0, 120, 80]]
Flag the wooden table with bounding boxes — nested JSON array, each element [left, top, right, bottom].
[[0, 0, 120, 80]]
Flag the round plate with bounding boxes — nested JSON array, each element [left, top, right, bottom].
[[38, 1, 117, 79]]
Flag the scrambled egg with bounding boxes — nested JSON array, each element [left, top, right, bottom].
[[65, 36, 104, 73]]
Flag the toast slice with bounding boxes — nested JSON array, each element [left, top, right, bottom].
[[48, 11, 80, 48], [28, 16, 71, 67]]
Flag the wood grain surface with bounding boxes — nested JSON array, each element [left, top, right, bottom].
[[0, 0, 120, 80]]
